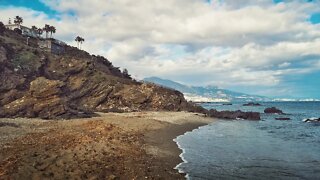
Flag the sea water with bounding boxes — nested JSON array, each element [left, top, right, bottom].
[[174, 102, 320, 179]]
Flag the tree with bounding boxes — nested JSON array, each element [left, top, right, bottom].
[[122, 68, 131, 79], [0, 22, 5, 35], [13, 28, 22, 35], [49, 26, 56, 38], [79, 37, 84, 49], [43, 24, 50, 38], [75, 36, 85, 49], [37, 28, 43, 37], [13, 16, 23, 27], [75, 36, 81, 48], [31, 26, 38, 31]]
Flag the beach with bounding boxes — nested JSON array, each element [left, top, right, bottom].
[[0, 111, 213, 179]]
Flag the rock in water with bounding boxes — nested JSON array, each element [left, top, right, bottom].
[[207, 109, 260, 120], [264, 107, 284, 114], [303, 118, 320, 123], [243, 102, 262, 106], [222, 103, 232, 106]]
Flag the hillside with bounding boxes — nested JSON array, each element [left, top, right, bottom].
[[143, 77, 270, 102], [0, 23, 198, 119]]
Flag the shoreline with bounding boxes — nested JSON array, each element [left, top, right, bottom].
[[0, 111, 215, 179], [144, 121, 210, 178]]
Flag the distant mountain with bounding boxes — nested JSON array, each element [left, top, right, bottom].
[[143, 77, 270, 102]]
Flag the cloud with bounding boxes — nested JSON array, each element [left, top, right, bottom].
[[1, 0, 320, 97]]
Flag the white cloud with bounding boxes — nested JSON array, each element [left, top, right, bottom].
[[1, 0, 320, 97]]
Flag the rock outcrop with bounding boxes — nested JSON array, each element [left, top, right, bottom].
[[264, 107, 284, 114], [0, 26, 198, 119], [207, 109, 260, 120]]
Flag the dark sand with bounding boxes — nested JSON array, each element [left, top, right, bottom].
[[0, 112, 214, 179]]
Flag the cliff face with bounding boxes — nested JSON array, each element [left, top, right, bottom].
[[0, 28, 195, 119]]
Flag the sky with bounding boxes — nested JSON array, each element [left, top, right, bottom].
[[0, 0, 320, 99]]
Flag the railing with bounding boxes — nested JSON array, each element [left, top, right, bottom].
[[53, 39, 66, 45]]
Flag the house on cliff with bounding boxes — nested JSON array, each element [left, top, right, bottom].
[[5, 24, 38, 38], [38, 38, 66, 55], [5, 19, 66, 55]]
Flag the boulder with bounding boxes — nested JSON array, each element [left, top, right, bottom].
[[208, 109, 260, 120], [243, 102, 261, 106], [264, 107, 284, 114], [303, 118, 320, 123]]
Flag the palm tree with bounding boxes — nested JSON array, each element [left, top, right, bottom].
[[49, 26, 56, 38], [37, 28, 43, 37], [43, 24, 50, 39], [122, 68, 131, 78], [13, 16, 23, 27], [31, 26, 38, 37], [75, 36, 81, 48], [31, 26, 38, 31], [75, 36, 85, 49], [79, 37, 84, 49]]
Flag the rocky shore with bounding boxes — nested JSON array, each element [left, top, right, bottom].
[[0, 112, 214, 179]]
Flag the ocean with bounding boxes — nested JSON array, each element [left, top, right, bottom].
[[174, 102, 320, 180]]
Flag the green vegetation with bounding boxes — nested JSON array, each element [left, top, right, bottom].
[[12, 51, 41, 74], [13, 16, 23, 26], [42, 24, 56, 38]]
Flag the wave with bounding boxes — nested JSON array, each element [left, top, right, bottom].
[[173, 125, 211, 180]]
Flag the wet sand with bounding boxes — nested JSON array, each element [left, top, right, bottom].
[[0, 112, 214, 179]]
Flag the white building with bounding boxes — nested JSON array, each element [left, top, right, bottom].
[[5, 24, 38, 38], [38, 38, 66, 55]]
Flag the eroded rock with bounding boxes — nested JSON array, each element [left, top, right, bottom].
[[207, 109, 260, 120]]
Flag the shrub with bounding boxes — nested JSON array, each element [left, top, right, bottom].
[[12, 51, 41, 74], [0, 21, 5, 35], [13, 28, 22, 35]]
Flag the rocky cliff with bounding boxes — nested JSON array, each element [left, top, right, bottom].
[[0, 26, 196, 119]]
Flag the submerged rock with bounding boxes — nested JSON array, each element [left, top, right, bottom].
[[207, 109, 260, 120], [264, 107, 284, 114], [275, 117, 291, 120], [222, 103, 232, 106]]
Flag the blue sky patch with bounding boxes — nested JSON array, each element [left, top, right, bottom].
[[0, 0, 59, 19], [310, 13, 320, 24]]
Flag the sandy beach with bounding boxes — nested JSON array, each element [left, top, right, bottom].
[[0, 111, 214, 179]]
